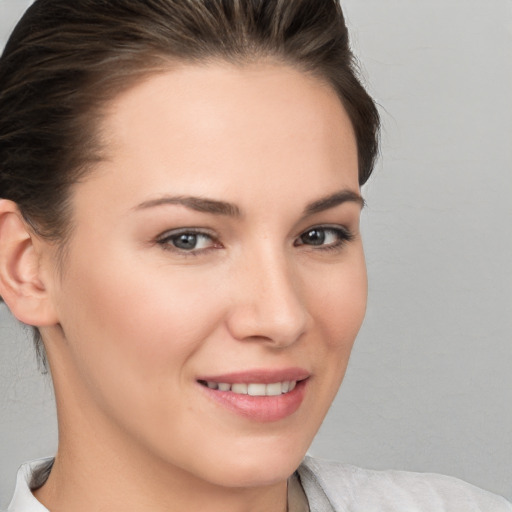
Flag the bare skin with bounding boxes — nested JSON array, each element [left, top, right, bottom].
[[0, 61, 365, 512]]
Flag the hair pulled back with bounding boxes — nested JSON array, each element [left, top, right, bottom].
[[0, 0, 380, 370]]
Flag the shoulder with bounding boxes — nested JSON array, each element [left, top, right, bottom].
[[297, 456, 512, 512]]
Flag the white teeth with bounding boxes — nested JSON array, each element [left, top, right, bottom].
[[266, 382, 283, 396], [231, 383, 248, 394], [205, 380, 298, 396], [247, 383, 267, 396]]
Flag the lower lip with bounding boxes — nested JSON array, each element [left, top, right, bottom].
[[199, 380, 308, 422]]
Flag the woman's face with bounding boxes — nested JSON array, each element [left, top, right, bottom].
[[43, 62, 366, 487]]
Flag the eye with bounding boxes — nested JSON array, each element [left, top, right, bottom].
[[295, 226, 354, 250], [157, 229, 219, 253]]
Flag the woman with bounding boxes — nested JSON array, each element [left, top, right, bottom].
[[0, 1, 510, 511]]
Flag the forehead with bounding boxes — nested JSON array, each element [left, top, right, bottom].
[[79, 61, 359, 214]]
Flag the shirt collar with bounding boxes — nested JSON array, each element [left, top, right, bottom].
[[7, 458, 52, 512]]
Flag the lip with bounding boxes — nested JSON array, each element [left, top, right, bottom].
[[197, 367, 310, 423], [197, 367, 310, 384]]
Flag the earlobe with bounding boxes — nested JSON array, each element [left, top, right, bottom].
[[0, 199, 58, 326]]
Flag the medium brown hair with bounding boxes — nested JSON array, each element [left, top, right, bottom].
[[0, 0, 380, 370]]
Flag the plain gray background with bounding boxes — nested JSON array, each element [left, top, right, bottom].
[[1, 0, 511, 507]]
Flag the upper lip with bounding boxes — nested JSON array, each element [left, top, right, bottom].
[[197, 367, 310, 384]]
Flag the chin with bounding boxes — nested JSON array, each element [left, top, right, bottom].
[[207, 458, 304, 489], [193, 434, 312, 488]]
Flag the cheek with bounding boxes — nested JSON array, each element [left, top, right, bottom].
[[56, 249, 227, 399], [283, 250, 367, 449], [53, 255, 230, 448], [303, 248, 367, 409], [309, 251, 367, 351]]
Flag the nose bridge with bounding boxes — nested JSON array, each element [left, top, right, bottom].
[[227, 243, 308, 347]]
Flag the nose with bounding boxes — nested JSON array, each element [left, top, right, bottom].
[[225, 250, 309, 348]]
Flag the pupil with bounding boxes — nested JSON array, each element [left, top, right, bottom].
[[175, 234, 197, 249], [304, 229, 325, 245]]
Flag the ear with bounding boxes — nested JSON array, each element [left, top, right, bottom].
[[0, 199, 59, 326]]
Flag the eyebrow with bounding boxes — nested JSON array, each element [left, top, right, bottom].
[[135, 195, 242, 217], [303, 190, 365, 215], [134, 189, 364, 217]]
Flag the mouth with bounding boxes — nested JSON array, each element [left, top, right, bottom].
[[196, 369, 309, 422], [198, 380, 298, 396]]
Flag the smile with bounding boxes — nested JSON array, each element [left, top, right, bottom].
[[199, 380, 298, 396], [196, 369, 309, 421]]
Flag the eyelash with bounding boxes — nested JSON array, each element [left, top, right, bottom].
[[156, 225, 354, 255], [156, 228, 220, 255], [294, 226, 355, 251]]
